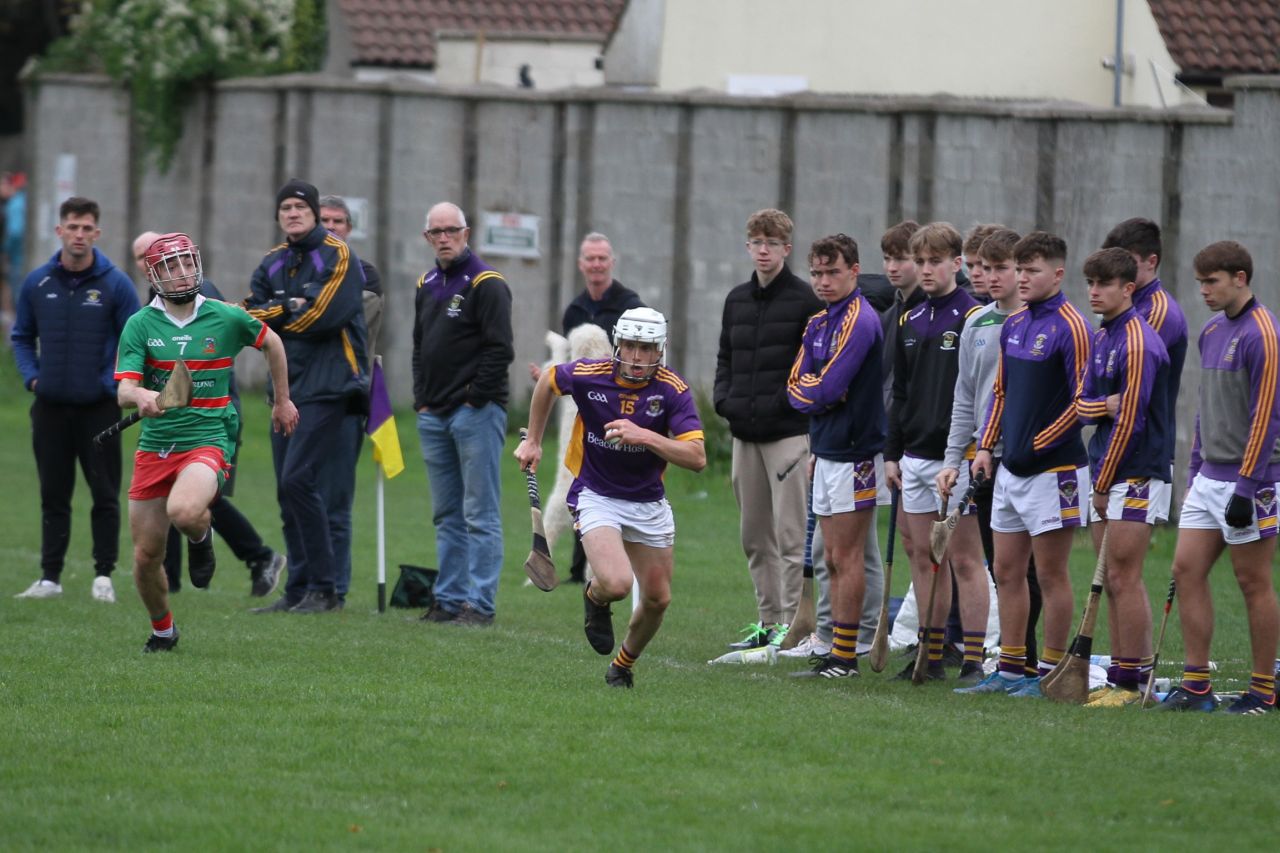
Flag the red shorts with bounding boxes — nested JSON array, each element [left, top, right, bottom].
[[129, 447, 230, 501]]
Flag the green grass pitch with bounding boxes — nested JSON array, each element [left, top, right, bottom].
[[0, 357, 1277, 850]]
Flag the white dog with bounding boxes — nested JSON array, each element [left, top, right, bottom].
[[536, 323, 613, 580]]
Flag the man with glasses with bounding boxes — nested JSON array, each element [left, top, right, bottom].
[[714, 209, 823, 650], [413, 202, 514, 626]]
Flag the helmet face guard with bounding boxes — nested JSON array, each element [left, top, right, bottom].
[[145, 233, 203, 304], [612, 307, 667, 383]]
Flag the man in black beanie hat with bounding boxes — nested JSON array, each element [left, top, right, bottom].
[[276, 179, 321, 224], [244, 178, 370, 614]]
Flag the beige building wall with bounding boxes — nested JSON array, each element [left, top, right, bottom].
[[637, 0, 1189, 108], [436, 36, 606, 89]]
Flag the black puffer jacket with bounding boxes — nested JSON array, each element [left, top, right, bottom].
[[714, 264, 823, 442]]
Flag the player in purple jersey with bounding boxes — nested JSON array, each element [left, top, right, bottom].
[[1160, 241, 1280, 715], [516, 308, 705, 688], [118, 234, 297, 653], [786, 233, 886, 680], [1074, 248, 1171, 707]]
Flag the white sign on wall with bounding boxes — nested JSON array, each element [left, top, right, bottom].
[[478, 211, 540, 259]]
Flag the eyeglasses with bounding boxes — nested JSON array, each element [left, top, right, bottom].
[[426, 226, 466, 239], [747, 239, 788, 251]]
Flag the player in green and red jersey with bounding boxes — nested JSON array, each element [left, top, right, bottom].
[[115, 233, 298, 653]]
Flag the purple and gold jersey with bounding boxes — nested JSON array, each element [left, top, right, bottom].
[[550, 358, 703, 506], [1190, 298, 1280, 495]]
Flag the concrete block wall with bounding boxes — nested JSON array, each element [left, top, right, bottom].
[[22, 74, 1279, 492]]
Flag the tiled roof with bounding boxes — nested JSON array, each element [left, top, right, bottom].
[[338, 0, 627, 68], [1147, 0, 1280, 76]]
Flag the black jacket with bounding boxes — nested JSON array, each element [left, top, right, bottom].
[[245, 224, 369, 407], [412, 248, 513, 413], [561, 279, 644, 340], [714, 264, 822, 442]]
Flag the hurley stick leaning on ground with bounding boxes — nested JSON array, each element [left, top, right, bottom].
[[912, 472, 986, 684], [1142, 577, 1177, 708], [1042, 530, 1109, 703], [868, 487, 901, 672]]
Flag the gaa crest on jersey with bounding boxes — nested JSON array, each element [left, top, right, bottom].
[[1058, 478, 1078, 503], [447, 293, 465, 318], [1030, 333, 1048, 357], [854, 460, 875, 488], [203, 336, 216, 354], [940, 331, 958, 351], [85, 289, 103, 304], [645, 395, 664, 416]]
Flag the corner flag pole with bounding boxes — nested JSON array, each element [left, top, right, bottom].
[[377, 464, 387, 613], [366, 354, 405, 614]]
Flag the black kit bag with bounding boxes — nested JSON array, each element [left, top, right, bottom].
[[390, 564, 439, 609]]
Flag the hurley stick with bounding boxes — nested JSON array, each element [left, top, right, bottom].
[[518, 428, 557, 591], [93, 360, 193, 447], [911, 471, 985, 685], [867, 487, 900, 672], [1141, 577, 1177, 708], [1042, 529, 1109, 703]]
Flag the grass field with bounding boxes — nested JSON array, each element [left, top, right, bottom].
[[1, 356, 1278, 850]]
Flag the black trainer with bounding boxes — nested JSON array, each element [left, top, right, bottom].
[[188, 535, 216, 589], [605, 662, 634, 688], [941, 644, 966, 668], [791, 654, 859, 679], [143, 628, 180, 653], [289, 590, 340, 614], [250, 596, 296, 614], [583, 582, 615, 655], [956, 661, 985, 686], [453, 604, 494, 627], [420, 602, 460, 623], [1156, 685, 1218, 712], [249, 552, 286, 598], [895, 659, 947, 681], [727, 623, 769, 650], [1224, 692, 1277, 715]]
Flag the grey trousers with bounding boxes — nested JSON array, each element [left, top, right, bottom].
[[732, 435, 810, 625], [813, 506, 884, 648]]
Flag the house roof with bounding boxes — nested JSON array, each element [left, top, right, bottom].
[[1147, 0, 1280, 77], [338, 0, 627, 68]]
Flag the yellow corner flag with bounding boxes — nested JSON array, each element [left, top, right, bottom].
[[366, 358, 404, 478]]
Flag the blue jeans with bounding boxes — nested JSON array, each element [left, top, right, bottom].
[[417, 403, 506, 616]]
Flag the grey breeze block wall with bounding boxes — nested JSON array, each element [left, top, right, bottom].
[[22, 72, 1280, 489]]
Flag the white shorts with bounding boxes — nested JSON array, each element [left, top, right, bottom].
[[991, 464, 1090, 536], [873, 454, 892, 507], [1087, 477, 1172, 525], [1179, 473, 1279, 544], [574, 487, 675, 549], [812, 457, 880, 516], [899, 455, 975, 516]]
